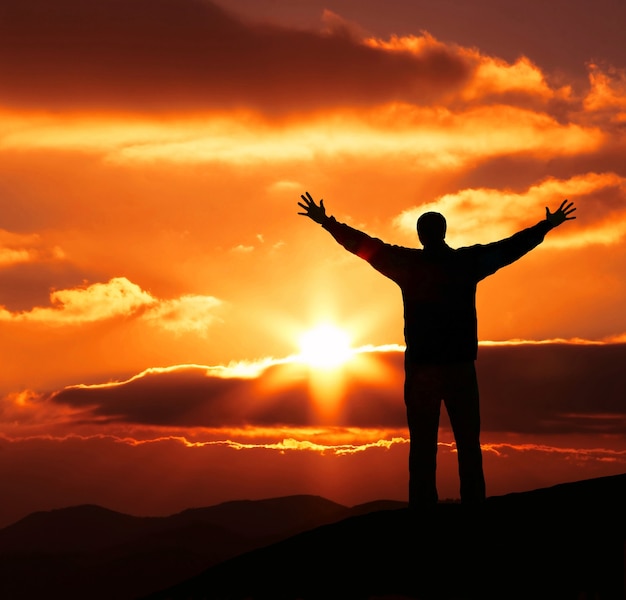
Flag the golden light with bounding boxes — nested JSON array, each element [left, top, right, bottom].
[[297, 324, 354, 369]]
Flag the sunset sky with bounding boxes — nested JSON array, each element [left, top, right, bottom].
[[1, 0, 625, 528]]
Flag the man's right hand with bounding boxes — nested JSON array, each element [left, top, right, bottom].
[[298, 192, 328, 224]]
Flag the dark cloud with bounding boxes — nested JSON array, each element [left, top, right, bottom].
[[214, 1, 626, 69], [50, 358, 408, 427], [477, 343, 626, 434], [0, 0, 471, 113], [316, 0, 626, 80], [49, 343, 626, 434]]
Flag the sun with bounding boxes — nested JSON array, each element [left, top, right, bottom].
[[297, 324, 354, 369]]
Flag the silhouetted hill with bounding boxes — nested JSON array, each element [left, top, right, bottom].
[[168, 495, 358, 538], [145, 474, 626, 600], [1, 476, 624, 599], [0, 494, 405, 600]]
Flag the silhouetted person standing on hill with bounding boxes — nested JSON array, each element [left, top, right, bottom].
[[298, 192, 576, 508]]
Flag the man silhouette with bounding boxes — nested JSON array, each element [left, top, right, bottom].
[[298, 192, 576, 508]]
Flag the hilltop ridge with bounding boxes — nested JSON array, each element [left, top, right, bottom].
[[147, 474, 626, 600], [1, 475, 624, 600]]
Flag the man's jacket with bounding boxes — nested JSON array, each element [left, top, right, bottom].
[[322, 217, 554, 364]]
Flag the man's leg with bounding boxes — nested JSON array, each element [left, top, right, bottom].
[[443, 362, 486, 505], [404, 363, 442, 508]]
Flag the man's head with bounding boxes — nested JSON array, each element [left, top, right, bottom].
[[417, 211, 447, 247]]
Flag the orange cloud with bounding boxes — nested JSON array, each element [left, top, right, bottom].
[[0, 277, 223, 332], [3, 104, 597, 170], [0, 430, 408, 456], [480, 338, 605, 346], [393, 172, 626, 248], [366, 33, 571, 105], [461, 54, 560, 101], [584, 64, 626, 120], [0, 2, 620, 177], [181, 435, 408, 456], [0, 248, 37, 266], [483, 441, 626, 463], [0, 277, 155, 324], [0, 229, 65, 266], [0, 389, 86, 429], [1, 24, 612, 171], [140, 295, 223, 335]]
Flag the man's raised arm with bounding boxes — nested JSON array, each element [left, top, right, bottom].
[[297, 191, 392, 266], [476, 198, 577, 279]]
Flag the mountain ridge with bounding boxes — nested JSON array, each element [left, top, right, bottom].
[[146, 474, 626, 600], [0, 493, 407, 600], [1, 475, 624, 600]]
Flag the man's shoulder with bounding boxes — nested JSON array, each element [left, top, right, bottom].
[[387, 245, 424, 258], [372, 244, 423, 272], [452, 243, 490, 258]]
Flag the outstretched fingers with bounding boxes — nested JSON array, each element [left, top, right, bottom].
[[301, 191, 315, 204], [298, 192, 313, 210], [297, 191, 313, 214], [560, 198, 577, 220]]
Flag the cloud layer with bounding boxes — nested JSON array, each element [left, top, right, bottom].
[[0, 0, 472, 112], [0, 277, 222, 333], [31, 343, 625, 435]]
